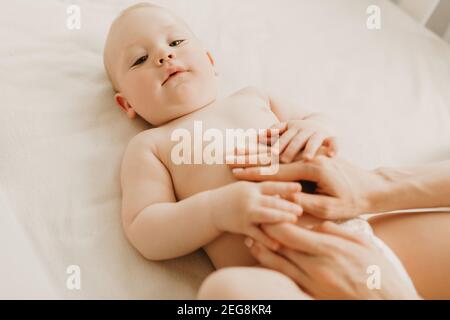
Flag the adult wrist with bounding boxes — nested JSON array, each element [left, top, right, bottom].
[[365, 167, 402, 213]]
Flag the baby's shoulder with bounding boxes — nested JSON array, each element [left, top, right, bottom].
[[122, 128, 163, 165], [232, 86, 270, 103]]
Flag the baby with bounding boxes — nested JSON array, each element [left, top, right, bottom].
[[103, 3, 341, 297]]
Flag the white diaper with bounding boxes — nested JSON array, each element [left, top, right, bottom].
[[337, 218, 418, 294]]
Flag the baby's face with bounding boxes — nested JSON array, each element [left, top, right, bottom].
[[104, 7, 218, 125]]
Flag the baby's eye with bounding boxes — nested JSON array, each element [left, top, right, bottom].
[[132, 55, 148, 67], [169, 40, 184, 47]]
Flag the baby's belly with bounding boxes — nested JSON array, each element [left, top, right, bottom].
[[204, 233, 257, 269], [169, 158, 326, 269], [169, 161, 258, 268], [164, 141, 324, 269], [164, 127, 327, 268], [161, 99, 281, 268]]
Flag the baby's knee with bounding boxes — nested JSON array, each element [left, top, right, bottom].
[[197, 267, 248, 300], [197, 266, 308, 300]]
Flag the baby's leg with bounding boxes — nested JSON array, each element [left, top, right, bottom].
[[198, 213, 450, 300], [369, 212, 450, 299], [197, 266, 312, 300], [297, 212, 450, 299]]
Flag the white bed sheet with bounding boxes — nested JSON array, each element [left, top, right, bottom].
[[0, 0, 449, 298]]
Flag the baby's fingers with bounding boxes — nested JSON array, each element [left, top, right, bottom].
[[323, 137, 339, 157], [257, 123, 287, 146], [260, 195, 303, 216], [302, 133, 326, 160], [276, 128, 298, 154], [270, 122, 289, 132], [280, 130, 313, 163]]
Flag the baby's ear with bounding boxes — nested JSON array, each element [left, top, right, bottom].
[[206, 51, 215, 66], [114, 93, 136, 119]]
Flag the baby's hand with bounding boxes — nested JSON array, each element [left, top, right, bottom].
[[260, 120, 338, 163], [209, 181, 302, 250]]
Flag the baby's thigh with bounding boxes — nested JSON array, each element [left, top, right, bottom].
[[369, 212, 450, 299], [197, 266, 311, 300]]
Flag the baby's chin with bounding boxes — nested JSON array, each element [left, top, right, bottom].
[[145, 97, 216, 126], [168, 89, 217, 116]]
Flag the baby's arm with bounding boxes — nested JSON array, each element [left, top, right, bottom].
[[121, 133, 302, 261], [121, 134, 221, 261], [267, 92, 334, 127]]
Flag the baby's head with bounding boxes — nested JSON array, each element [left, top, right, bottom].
[[104, 3, 218, 126]]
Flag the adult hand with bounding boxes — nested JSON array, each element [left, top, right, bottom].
[[247, 222, 420, 300], [231, 155, 389, 219]]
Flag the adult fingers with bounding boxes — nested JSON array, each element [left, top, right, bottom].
[[252, 208, 298, 224], [259, 195, 303, 216], [232, 161, 320, 182], [276, 246, 318, 278], [231, 143, 272, 156], [247, 226, 280, 251], [226, 153, 273, 168], [261, 223, 330, 255], [290, 192, 343, 220], [315, 221, 372, 247], [248, 240, 312, 291], [259, 181, 301, 196], [227, 143, 277, 168]]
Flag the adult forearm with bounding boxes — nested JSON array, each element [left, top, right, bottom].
[[369, 161, 450, 212], [126, 190, 221, 261]]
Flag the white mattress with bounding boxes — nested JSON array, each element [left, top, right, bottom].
[[0, 0, 449, 299]]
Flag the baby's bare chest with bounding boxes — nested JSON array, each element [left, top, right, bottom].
[[195, 92, 277, 130], [158, 92, 279, 200]]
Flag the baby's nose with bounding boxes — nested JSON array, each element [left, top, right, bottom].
[[157, 52, 175, 66]]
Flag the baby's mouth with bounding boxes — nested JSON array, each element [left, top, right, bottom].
[[162, 70, 188, 86]]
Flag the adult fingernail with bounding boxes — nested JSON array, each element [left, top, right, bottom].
[[244, 237, 254, 248]]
